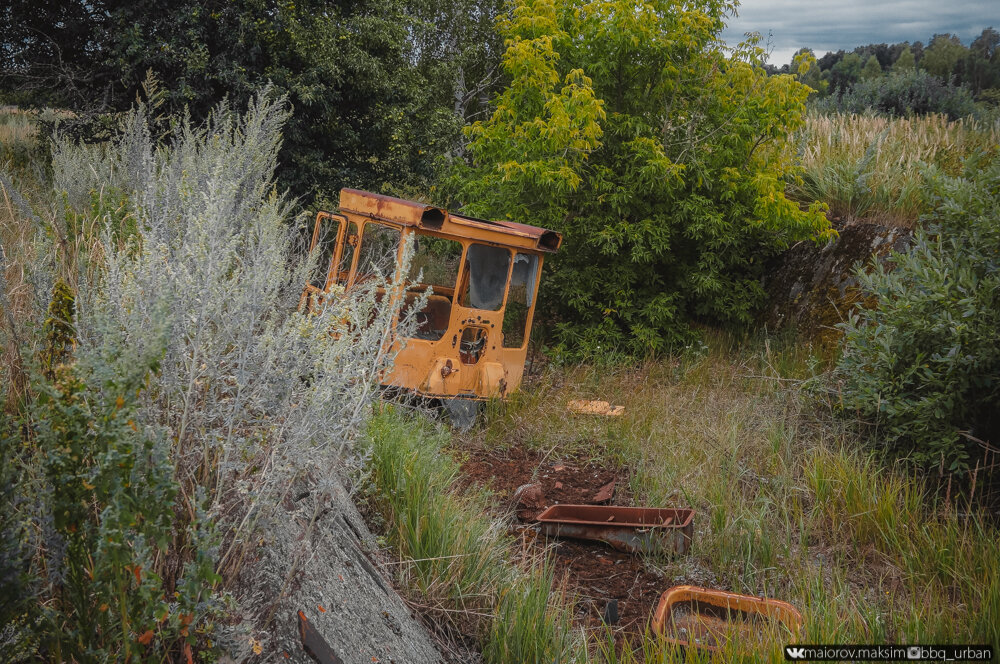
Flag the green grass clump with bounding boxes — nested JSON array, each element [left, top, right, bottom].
[[366, 408, 585, 663]]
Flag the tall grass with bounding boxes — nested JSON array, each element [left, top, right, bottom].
[[791, 112, 999, 226], [366, 409, 585, 663], [0, 108, 38, 159], [465, 334, 999, 657]]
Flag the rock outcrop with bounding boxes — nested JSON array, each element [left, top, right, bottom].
[[232, 478, 446, 664], [763, 221, 912, 351]]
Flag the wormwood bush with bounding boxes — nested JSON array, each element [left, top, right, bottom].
[[3, 88, 418, 658], [835, 156, 1000, 472]]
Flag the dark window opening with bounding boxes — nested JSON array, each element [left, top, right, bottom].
[[502, 253, 539, 348], [310, 216, 342, 290], [420, 207, 446, 229], [460, 244, 511, 311], [460, 327, 487, 365], [356, 222, 401, 281], [403, 236, 463, 341]]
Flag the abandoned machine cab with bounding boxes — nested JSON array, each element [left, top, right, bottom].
[[302, 189, 561, 407]]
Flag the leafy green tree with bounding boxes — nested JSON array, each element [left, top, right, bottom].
[[894, 45, 917, 71], [830, 52, 863, 92], [406, 0, 507, 136], [453, 0, 831, 352], [792, 48, 830, 96], [922, 33, 967, 79], [1, 0, 464, 198], [962, 27, 1000, 97], [861, 54, 883, 81]]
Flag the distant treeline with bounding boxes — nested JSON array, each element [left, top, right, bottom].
[[765, 29, 999, 118]]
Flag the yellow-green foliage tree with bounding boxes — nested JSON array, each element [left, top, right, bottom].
[[455, 0, 831, 352]]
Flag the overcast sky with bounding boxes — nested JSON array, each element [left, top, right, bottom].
[[721, 0, 999, 66]]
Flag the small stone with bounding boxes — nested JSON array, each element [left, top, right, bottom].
[[592, 480, 615, 503], [513, 483, 546, 509]]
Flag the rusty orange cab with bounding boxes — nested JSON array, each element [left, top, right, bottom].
[[302, 189, 561, 409]]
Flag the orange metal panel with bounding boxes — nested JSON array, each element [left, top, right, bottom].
[[652, 585, 803, 653], [305, 190, 561, 400]]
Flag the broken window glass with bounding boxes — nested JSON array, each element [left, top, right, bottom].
[[403, 235, 463, 341], [502, 252, 538, 348], [460, 327, 488, 364], [460, 244, 510, 311], [309, 216, 343, 290], [355, 222, 401, 280]]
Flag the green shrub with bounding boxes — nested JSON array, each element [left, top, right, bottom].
[[451, 0, 831, 354], [835, 155, 1000, 471], [813, 69, 977, 120], [7, 332, 222, 661]]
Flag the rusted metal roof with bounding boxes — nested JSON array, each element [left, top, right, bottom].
[[337, 189, 562, 253]]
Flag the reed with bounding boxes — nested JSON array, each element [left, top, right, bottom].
[[791, 112, 1000, 226]]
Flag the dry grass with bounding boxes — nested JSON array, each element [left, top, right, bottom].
[[791, 112, 1000, 227], [0, 170, 46, 411], [462, 333, 999, 659], [0, 107, 39, 148]]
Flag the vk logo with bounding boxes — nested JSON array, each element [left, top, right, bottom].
[[786, 647, 807, 659]]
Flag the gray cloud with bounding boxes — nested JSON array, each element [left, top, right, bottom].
[[721, 0, 999, 65]]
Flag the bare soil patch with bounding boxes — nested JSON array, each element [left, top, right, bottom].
[[456, 444, 666, 639]]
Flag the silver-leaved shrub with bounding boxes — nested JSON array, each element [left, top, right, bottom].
[[5, 89, 418, 660]]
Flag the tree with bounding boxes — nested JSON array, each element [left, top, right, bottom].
[[861, 54, 882, 81], [0, 0, 477, 199], [407, 0, 507, 132], [817, 50, 845, 73], [792, 48, 829, 96], [894, 45, 916, 71], [0, 1, 113, 107], [830, 52, 863, 92], [962, 27, 1000, 96], [922, 33, 967, 79], [453, 0, 831, 352]]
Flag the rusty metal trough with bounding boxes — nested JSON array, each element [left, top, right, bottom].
[[535, 504, 694, 555], [652, 585, 803, 653]]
